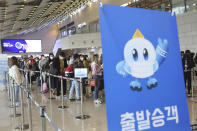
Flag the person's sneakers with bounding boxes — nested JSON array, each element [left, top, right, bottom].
[[187, 94, 192, 97], [56, 96, 61, 99], [15, 102, 19, 107], [76, 99, 81, 101], [69, 99, 75, 102], [94, 99, 102, 104], [63, 95, 67, 99], [98, 98, 104, 103]]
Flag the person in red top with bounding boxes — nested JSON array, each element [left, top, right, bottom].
[[65, 58, 74, 91]]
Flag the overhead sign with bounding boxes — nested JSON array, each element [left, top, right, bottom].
[[1, 39, 42, 53], [0, 54, 8, 91], [99, 4, 191, 131]]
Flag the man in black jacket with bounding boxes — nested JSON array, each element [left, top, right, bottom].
[[54, 52, 68, 98], [183, 50, 195, 96]]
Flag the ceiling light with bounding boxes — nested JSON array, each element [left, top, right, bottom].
[[193, 3, 196, 6]]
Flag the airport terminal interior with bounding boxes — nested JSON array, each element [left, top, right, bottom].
[[0, 0, 197, 131]]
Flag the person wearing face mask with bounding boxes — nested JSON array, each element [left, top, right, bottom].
[[54, 52, 68, 99], [39, 55, 48, 84], [83, 55, 89, 68], [19, 58, 26, 77], [25, 56, 34, 84], [78, 55, 87, 96], [47, 53, 59, 95], [32, 57, 40, 86], [79, 55, 85, 68], [32, 57, 40, 82], [65, 57, 74, 91], [69, 54, 81, 101]]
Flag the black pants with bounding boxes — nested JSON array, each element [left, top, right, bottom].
[[27, 71, 31, 84], [57, 78, 66, 96], [82, 78, 86, 95], [184, 71, 192, 94], [50, 76, 58, 89]]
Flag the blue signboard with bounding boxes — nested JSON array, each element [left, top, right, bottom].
[[1, 39, 42, 53], [99, 4, 190, 131]]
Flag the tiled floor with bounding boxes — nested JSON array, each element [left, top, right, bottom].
[[1, 84, 197, 131], [0, 84, 107, 131]]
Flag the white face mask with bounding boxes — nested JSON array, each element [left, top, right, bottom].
[[80, 58, 84, 61], [59, 56, 64, 60], [50, 56, 54, 60]]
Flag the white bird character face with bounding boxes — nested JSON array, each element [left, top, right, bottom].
[[124, 38, 156, 78]]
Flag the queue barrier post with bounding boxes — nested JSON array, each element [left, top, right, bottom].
[[10, 80, 21, 118], [58, 76, 68, 109], [40, 71, 43, 93], [76, 78, 90, 120], [30, 71, 32, 91], [27, 91, 32, 131], [7, 73, 11, 101], [13, 69, 62, 130], [40, 106, 46, 131], [48, 74, 55, 100], [15, 85, 29, 130], [8, 76, 14, 108], [26, 71, 28, 89]]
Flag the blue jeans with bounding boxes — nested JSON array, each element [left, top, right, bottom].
[[69, 80, 80, 99], [92, 75, 101, 100]]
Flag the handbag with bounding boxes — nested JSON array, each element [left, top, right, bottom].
[[42, 82, 48, 93], [90, 79, 96, 87]]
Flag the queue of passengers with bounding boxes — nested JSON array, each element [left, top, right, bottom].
[[9, 52, 104, 107]]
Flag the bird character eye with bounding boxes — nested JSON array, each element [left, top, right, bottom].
[[132, 49, 138, 61], [143, 48, 148, 60]]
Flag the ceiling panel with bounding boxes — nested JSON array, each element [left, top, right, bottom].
[[1, 0, 87, 38]]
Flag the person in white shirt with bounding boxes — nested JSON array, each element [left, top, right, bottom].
[[9, 57, 22, 106]]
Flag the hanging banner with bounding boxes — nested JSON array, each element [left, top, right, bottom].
[[99, 4, 191, 131], [0, 54, 8, 91]]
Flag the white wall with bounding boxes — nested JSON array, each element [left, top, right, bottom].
[[3, 24, 59, 55], [177, 11, 197, 52], [61, 32, 101, 50]]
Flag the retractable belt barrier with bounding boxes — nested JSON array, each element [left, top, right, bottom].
[[44, 112, 62, 131], [7, 74, 62, 131], [19, 68, 91, 119]]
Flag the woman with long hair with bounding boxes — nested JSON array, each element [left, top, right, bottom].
[[9, 57, 22, 106], [91, 54, 102, 104]]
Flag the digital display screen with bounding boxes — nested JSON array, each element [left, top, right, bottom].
[[1, 39, 42, 53]]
